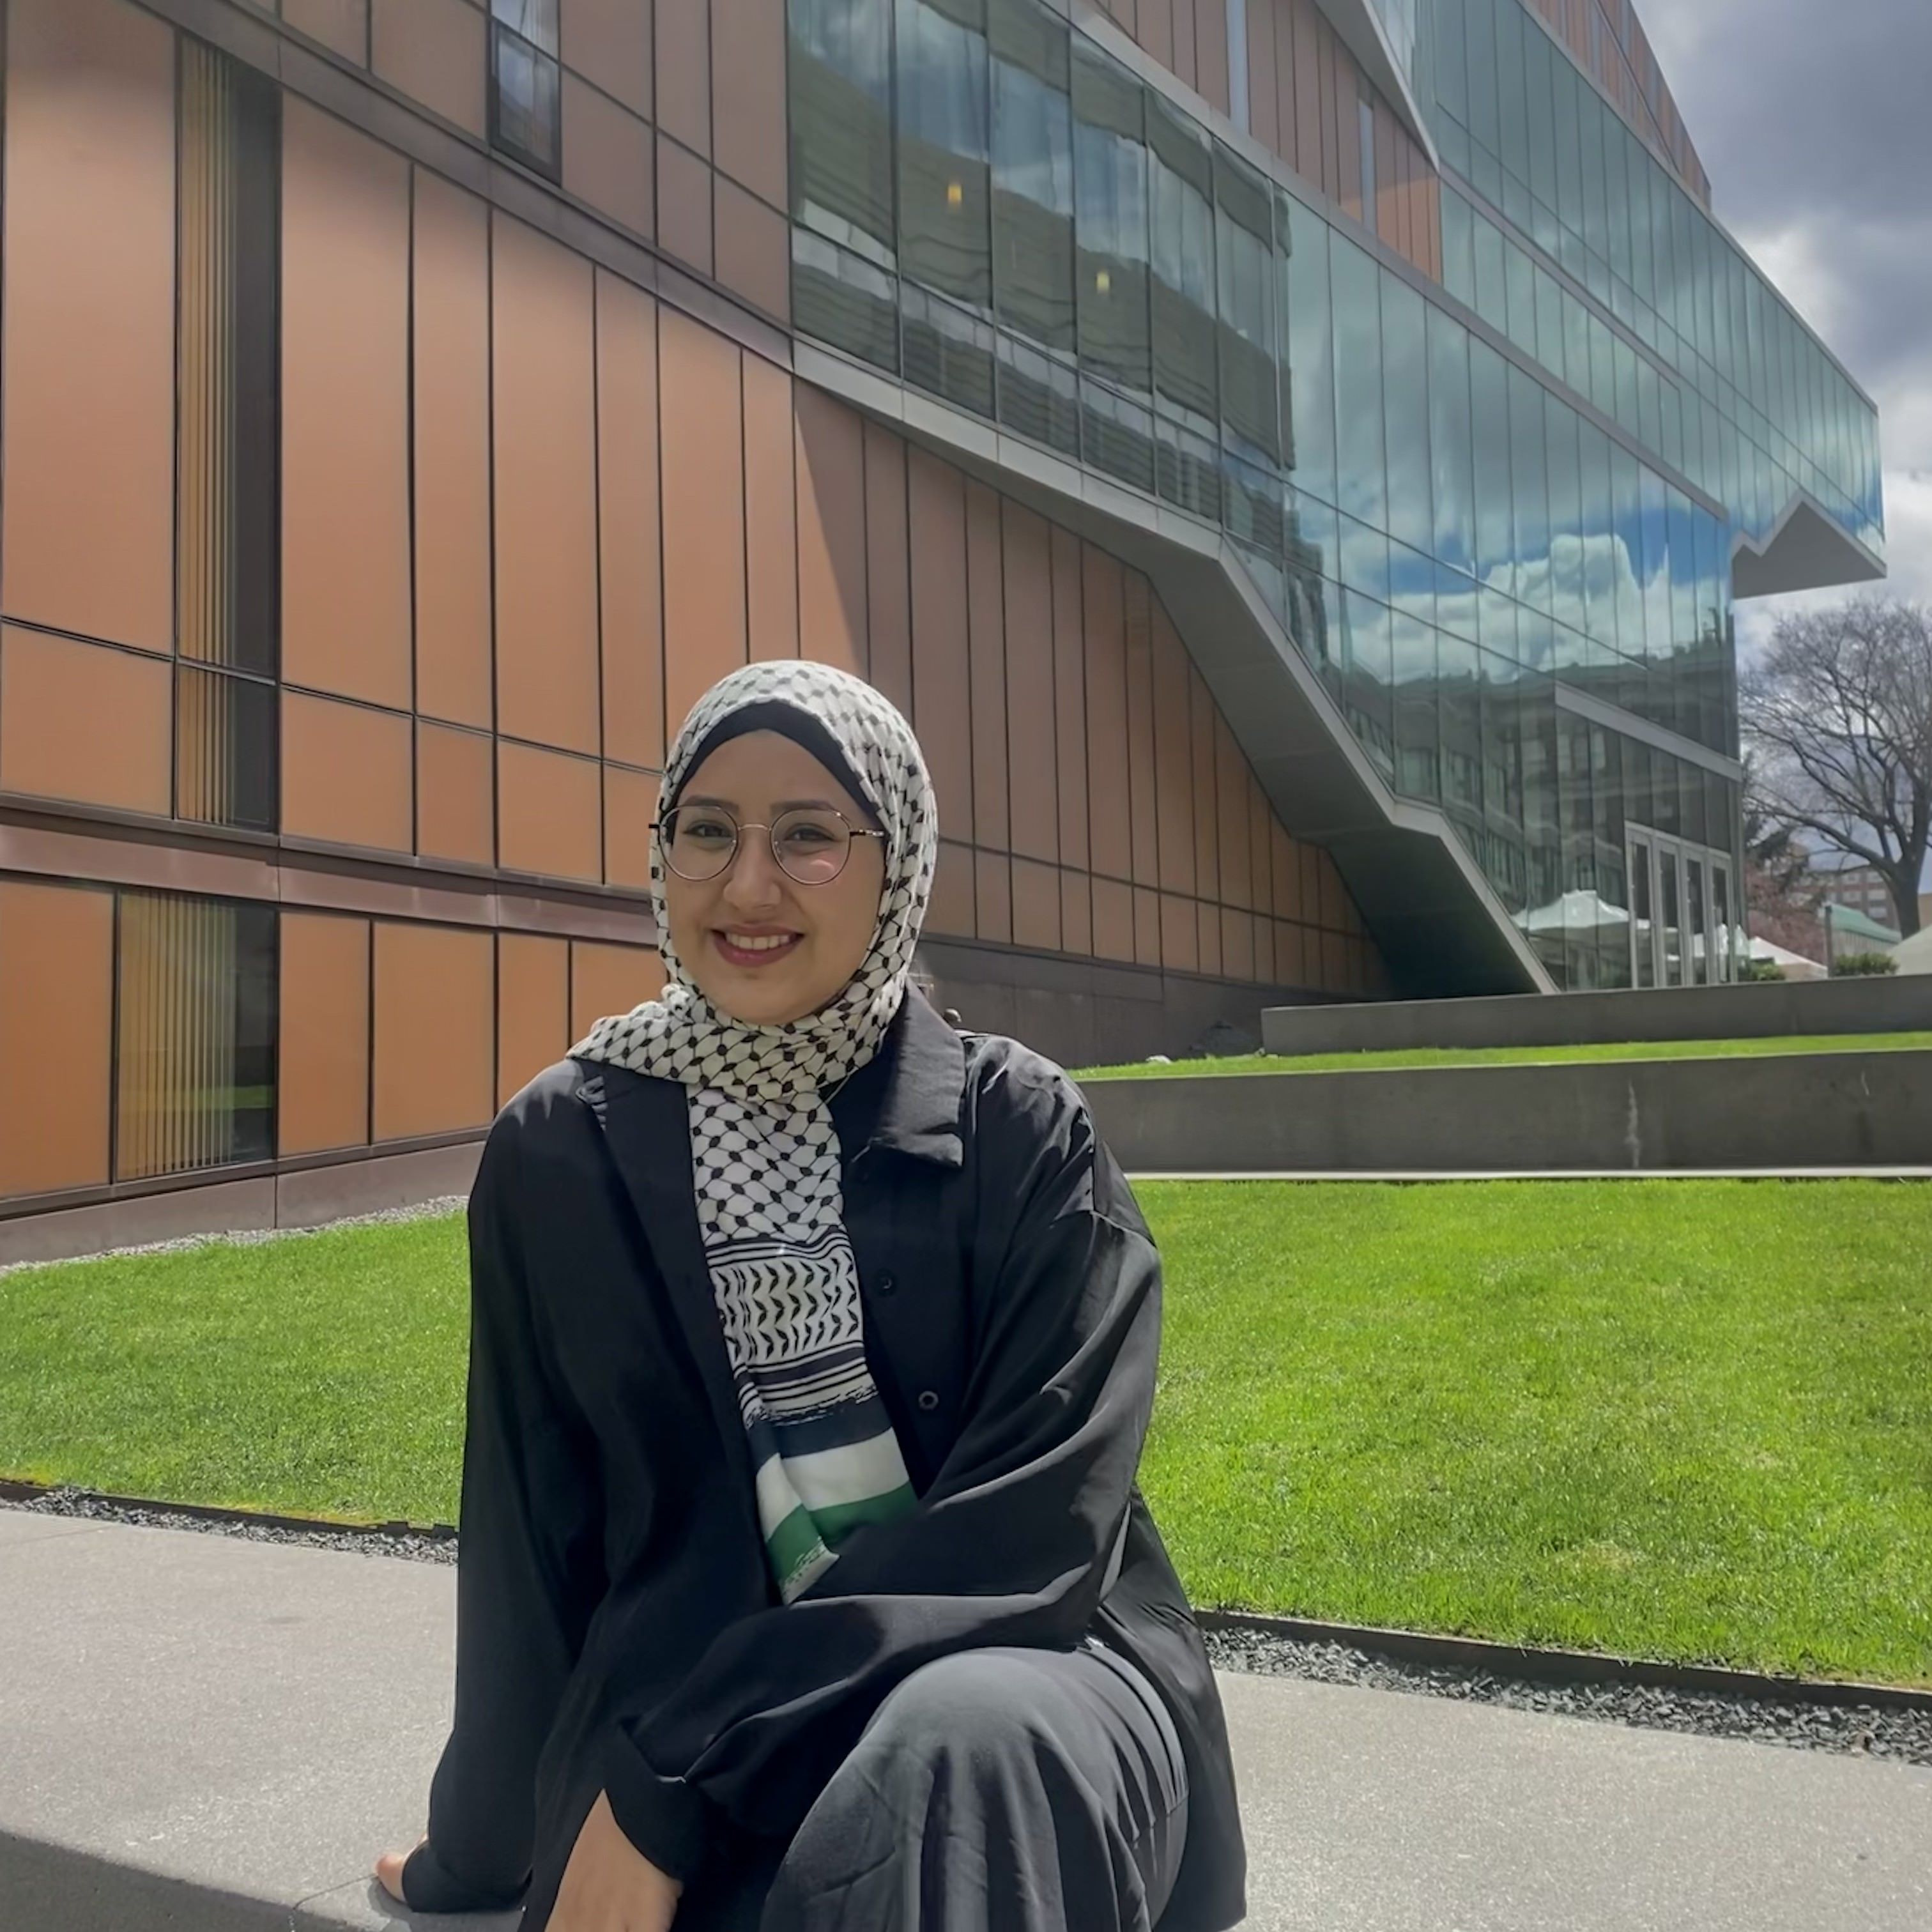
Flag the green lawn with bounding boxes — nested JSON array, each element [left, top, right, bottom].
[[1074, 1030, 1932, 1080], [3, 1179, 1929, 1685]]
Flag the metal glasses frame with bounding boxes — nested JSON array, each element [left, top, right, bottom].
[[652, 806, 887, 884]]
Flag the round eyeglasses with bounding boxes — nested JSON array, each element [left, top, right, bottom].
[[655, 804, 885, 886]]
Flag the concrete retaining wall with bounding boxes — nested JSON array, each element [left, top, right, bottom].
[[1083, 1050, 1932, 1174], [1261, 974, 1932, 1057]]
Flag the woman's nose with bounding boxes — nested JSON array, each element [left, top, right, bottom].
[[720, 833, 786, 908]]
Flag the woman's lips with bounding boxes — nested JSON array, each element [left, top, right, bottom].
[[712, 929, 804, 969]]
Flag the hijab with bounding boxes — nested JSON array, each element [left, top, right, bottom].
[[572, 661, 939, 1600]]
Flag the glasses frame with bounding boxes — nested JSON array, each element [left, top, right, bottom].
[[652, 804, 887, 885]]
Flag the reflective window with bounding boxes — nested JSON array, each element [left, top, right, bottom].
[[1148, 98, 1217, 441], [491, 0, 561, 178], [1428, 305, 1475, 575], [1383, 274, 1432, 557], [1330, 238, 1386, 533], [990, 0, 1074, 352], [1071, 47, 1150, 398], [1215, 146, 1278, 468], [1285, 194, 1336, 505], [896, 0, 992, 309]]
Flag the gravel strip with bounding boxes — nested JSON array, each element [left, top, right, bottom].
[[0, 1196, 469, 1278], [1200, 1621, 1932, 1768], [9, 1489, 1926, 1768]]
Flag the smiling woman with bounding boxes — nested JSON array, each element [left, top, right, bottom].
[[377, 658, 1246, 1932]]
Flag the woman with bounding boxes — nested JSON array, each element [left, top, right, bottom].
[[374, 661, 1245, 1931]]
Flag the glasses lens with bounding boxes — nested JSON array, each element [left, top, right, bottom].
[[772, 808, 853, 885], [662, 806, 738, 880]]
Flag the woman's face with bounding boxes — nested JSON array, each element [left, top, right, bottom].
[[661, 730, 887, 1026]]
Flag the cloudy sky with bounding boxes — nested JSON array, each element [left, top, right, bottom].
[[1642, 0, 1932, 648]]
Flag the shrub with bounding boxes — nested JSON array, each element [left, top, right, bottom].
[[1738, 955, 1786, 982], [1832, 950, 1898, 977]]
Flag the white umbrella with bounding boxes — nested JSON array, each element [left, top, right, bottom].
[[1513, 887, 1631, 936]]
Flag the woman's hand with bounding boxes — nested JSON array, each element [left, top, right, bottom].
[[373, 1836, 424, 1904], [549, 1788, 684, 1932]]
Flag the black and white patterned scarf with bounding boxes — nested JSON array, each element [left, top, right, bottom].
[[572, 661, 938, 1600]]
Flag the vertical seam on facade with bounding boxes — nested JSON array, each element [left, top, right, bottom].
[[591, 267, 608, 885], [169, 29, 185, 822], [407, 167, 420, 863], [486, 203, 502, 876]]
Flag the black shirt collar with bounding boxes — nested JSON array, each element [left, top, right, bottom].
[[830, 989, 966, 1167]]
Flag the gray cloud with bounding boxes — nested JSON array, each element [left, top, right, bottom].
[[1641, 0, 1932, 630]]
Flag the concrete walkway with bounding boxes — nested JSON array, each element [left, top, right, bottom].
[[4, 1507, 1928, 1931]]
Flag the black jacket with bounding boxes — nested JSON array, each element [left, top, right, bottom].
[[402, 992, 1245, 1929]]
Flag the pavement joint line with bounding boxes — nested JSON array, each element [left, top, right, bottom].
[[8, 1483, 1928, 1719]]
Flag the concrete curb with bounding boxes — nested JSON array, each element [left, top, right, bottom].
[[10, 1480, 1925, 1719]]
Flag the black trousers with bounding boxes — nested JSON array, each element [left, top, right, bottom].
[[671, 1638, 1191, 1932]]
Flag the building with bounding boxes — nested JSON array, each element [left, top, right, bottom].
[[0, 0, 1885, 1256]]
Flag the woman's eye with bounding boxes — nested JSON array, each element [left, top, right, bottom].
[[683, 818, 735, 844], [781, 820, 839, 847]]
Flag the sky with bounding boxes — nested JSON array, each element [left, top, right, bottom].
[[1641, 0, 1932, 652]]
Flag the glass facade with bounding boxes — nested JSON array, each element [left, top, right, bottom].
[[785, 0, 1878, 990]]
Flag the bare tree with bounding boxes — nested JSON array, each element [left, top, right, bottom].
[[1740, 753, 1826, 959], [1739, 597, 1932, 938]]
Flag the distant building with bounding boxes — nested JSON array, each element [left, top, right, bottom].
[[1818, 864, 1904, 928]]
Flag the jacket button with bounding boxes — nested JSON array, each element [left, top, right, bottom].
[[917, 1390, 940, 1413], [876, 1273, 897, 1296]]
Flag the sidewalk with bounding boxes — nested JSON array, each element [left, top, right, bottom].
[[4, 1506, 1928, 1931]]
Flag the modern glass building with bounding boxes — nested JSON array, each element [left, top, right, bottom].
[[0, 0, 1884, 1256]]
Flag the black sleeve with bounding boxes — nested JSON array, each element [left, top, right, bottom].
[[599, 1062, 1160, 1874], [402, 1114, 610, 1913]]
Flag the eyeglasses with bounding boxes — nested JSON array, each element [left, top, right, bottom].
[[654, 804, 886, 885]]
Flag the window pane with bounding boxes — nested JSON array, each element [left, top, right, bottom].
[[493, 0, 558, 55], [176, 667, 276, 832], [115, 894, 276, 1181], [790, 0, 896, 262], [1147, 96, 1216, 432], [1382, 272, 1431, 556], [792, 227, 901, 371], [492, 26, 560, 174], [990, 0, 1073, 351], [1508, 364, 1549, 617], [1285, 196, 1335, 504], [1544, 393, 1584, 639], [1429, 306, 1475, 574], [1215, 144, 1276, 464], [1469, 336, 1512, 598], [896, 0, 992, 308], [1330, 236, 1386, 532], [1073, 47, 1151, 395]]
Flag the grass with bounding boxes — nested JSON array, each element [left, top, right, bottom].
[[3, 1180, 1929, 1685], [1073, 1030, 1932, 1080]]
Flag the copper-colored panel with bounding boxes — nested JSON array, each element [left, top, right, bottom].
[[1149, 606, 1193, 894], [1291, 1, 1322, 187], [1336, 69, 1361, 224], [498, 930, 569, 1107], [796, 386, 870, 679], [1252, 913, 1276, 985], [660, 309, 746, 732], [1048, 530, 1089, 876], [282, 691, 413, 852], [1059, 870, 1091, 957], [1319, 18, 1344, 204], [564, 73, 654, 238], [1249, 779, 1275, 914], [371, 0, 486, 137], [863, 424, 912, 715], [1315, 847, 1344, 929], [1275, 919, 1307, 988], [655, 0, 710, 155], [742, 353, 799, 663], [1082, 550, 1130, 882], [965, 486, 1009, 855], [2, 0, 175, 657], [1376, 98, 1399, 249], [1196, 898, 1222, 977], [1130, 886, 1158, 967], [372, 921, 494, 1140], [572, 939, 663, 1039], [0, 880, 114, 1195], [975, 850, 1013, 944], [493, 215, 601, 754], [715, 176, 790, 323], [1271, 818, 1301, 921], [1321, 927, 1347, 992], [413, 169, 493, 729], [1214, 714, 1252, 910], [1221, 906, 1256, 981], [1011, 858, 1061, 953], [1188, 667, 1219, 902], [1138, 0, 1174, 73], [657, 134, 714, 277], [595, 272, 666, 767], [1002, 507, 1056, 866], [0, 630, 170, 814], [1092, 877, 1135, 963], [907, 448, 969, 838], [927, 840, 976, 938], [284, 0, 368, 63], [1246, 0, 1278, 155], [282, 101, 411, 709], [561, 0, 652, 119], [1300, 842, 1322, 928], [279, 912, 372, 1155], [712, 0, 785, 204], [1194, 0, 1229, 116], [1171, 0, 1197, 90], [603, 764, 659, 889], [498, 739, 602, 882], [1160, 892, 1198, 973], [417, 721, 494, 867], [1123, 576, 1156, 887]]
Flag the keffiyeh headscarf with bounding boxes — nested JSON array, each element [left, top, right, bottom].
[[572, 661, 939, 1601]]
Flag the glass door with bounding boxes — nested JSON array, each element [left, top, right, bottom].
[[1711, 859, 1735, 983], [1685, 855, 1708, 985], [1629, 833, 1655, 987], [1658, 846, 1683, 986]]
